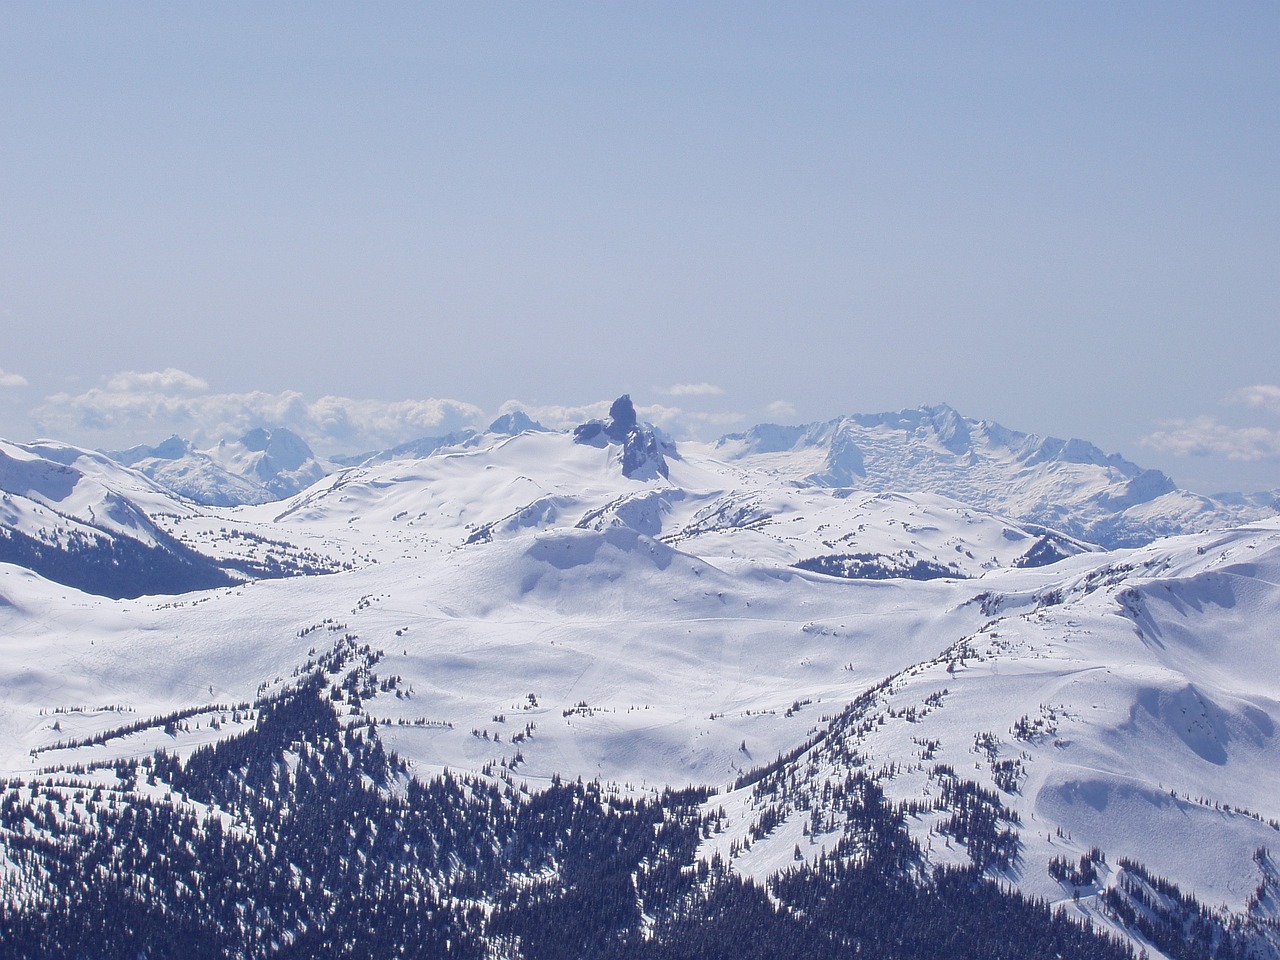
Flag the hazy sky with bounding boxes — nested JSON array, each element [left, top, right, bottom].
[[2, 3, 1278, 493]]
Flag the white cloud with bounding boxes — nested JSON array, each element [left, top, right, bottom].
[[1142, 416, 1280, 462], [765, 400, 797, 421], [0, 367, 28, 388], [496, 399, 612, 430], [1232, 384, 1280, 415], [638, 403, 742, 433], [661, 382, 725, 397], [33, 369, 484, 454], [1142, 384, 1280, 467], [106, 368, 209, 394], [35, 371, 750, 451]]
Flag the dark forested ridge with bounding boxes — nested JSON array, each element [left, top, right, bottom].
[[0, 522, 235, 599], [0, 514, 345, 598], [0, 650, 1266, 959]]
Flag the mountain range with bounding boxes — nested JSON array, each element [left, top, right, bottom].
[[94, 402, 1277, 548], [1, 397, 1278, 958], [714, 403, 1275, 548], [110, 426, 332, 506]]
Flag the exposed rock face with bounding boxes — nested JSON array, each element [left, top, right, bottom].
[[573, 395, 670, 479], [605, 395, 637, 436]]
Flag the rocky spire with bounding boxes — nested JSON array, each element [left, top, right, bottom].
[[572, 395, 670, 479]]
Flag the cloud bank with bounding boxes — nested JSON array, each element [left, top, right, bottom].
[[29, 369, 753, 453], [1144, 417, 1280, 462], [0, 367, 29, 388], [33, 369, 484, 454], [1234, 384, 1280, 415], [1142, 384, 1280, 465]]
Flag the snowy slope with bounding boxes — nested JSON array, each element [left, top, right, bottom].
[[0, 438, 347, 597], [0, 439, 241, 598], [702, 518, 1280, 949], [328, 410, 547, 468], [2, 506, 1277, 953], [2, 437, 196, 541]]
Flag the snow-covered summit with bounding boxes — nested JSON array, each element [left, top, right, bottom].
[[488, 410, 548, 436], [111, 426, 331, 506], [714, 403, 1265, 547]]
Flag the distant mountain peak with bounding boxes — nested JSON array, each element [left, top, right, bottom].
[[106, 427, 329, 507], [488, 411, 547, 436], [573, 394, 670, 479], [151, 435, 192, 460], [607, 395, 638, 435], [237, 426, 314, 473], [716, 403, 1258, 548]]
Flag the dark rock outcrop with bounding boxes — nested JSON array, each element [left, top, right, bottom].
[[573, 395, 670, 479]]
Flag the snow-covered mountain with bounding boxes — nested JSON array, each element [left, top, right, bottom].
[[332, 411, 551, 468], [0, 437, 345, 598], [265, 406, 1090, 581], [94, 402, 1273, 553], [0, 438, 236, 598], [111, 426, 331, 506], [712, 403, 1266, 548], [572, 394, 673, 479], [1, 401, 1278, 957]]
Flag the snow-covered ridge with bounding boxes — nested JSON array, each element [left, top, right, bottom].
[[110, 426, 331, 506], [0, 437, 348, 597], [86, 401, 1278, 555], [712, 403, 1271, 547]]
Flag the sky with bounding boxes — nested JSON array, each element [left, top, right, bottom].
[[2, 3, 1278, 494]]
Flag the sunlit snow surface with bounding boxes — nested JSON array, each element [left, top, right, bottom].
[[2, 426, 1279, 952]]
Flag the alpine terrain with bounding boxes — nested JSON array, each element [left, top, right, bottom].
[[1, 397, 1278, 959]]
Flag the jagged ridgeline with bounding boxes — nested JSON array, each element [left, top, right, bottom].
[[0, 653, 1153, 960]]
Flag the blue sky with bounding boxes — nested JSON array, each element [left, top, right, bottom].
[[2, 3, 1278, 493]]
